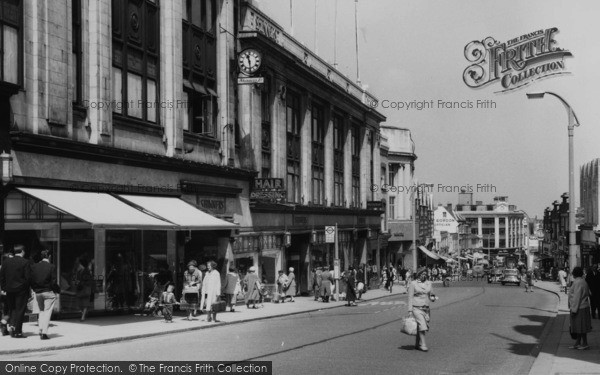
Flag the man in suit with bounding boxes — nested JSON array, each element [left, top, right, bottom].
[[0, 248, 14, 336], [0, 244, 32, 338], [31, 250, 57, 340]]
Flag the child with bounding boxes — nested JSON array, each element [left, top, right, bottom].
[[160, 284, 178, 323]]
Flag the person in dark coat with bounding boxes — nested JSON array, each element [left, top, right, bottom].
[[0, 244, 31, 338], [585, 264, 600, 319], [345, 267, 357, 306], [0, 248, 14, 336], [75, 257, 95, 321], [31, 250, 57, 340]]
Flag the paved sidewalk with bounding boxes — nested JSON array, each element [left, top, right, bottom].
[[0, 285, 408, 355], [529, 280, 600, 375]]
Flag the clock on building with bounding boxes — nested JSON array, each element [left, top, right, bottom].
[[238, 49, 262, 75]]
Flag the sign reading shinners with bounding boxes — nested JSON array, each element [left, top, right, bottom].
[[463, 27, 573, 93]]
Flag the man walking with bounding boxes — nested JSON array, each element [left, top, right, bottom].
[[31, 250, 57, 339], [0, 245, 32, 338]]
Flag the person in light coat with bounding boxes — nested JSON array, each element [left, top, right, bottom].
[[568, 266, 592, 350], [200, 261, 221, 323], [286, 267, 297, 302], [221, 267, 239, 312]]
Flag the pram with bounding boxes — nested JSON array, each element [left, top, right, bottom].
[[143, 297, 163, 317]]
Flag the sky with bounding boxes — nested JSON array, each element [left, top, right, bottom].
[[252, 0, 600, 219]]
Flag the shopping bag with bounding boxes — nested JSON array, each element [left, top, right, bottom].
[[400, 315, 418, 336], [211, 300, 227, 312]]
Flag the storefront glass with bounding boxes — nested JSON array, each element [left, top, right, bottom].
[[59, 229, 94, 312], [105, 230, 168, 311]]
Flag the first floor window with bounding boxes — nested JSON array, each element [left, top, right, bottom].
[[182, 90, 216, 136], [287, 161, 300, 204], [389, 197, 395, 219], [312, 167, 324, 205], [352, 176, 360, 208], [334, 171, 343, 207]]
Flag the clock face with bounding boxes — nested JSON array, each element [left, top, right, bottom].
[[238, 49, 262, 74]]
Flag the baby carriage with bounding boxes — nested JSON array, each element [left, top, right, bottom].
[[143, 297, 162, 317]]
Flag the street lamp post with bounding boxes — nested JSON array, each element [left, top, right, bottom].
[[0, 150, 14, 253], [527, 92, 580, 269]]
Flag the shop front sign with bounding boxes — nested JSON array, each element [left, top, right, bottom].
[[250, 178, 286, 203]]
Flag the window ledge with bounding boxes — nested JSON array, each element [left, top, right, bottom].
[[113, 114, 163, 136], [183, 131, 219, 148]]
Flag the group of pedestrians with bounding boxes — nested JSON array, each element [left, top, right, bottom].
[[166, 260, 223, 323], [0, 245, 83, 340], [276, 267, 296, 303], [312, 265, 335, 302]]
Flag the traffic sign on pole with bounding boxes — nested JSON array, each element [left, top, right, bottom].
[[325, 226, 335, 243]]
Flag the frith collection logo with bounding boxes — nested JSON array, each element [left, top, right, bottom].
[[463, 27, 573, 93]]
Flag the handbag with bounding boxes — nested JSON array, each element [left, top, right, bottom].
[[400, 314, 418, 336], [569, 325, 577, 340], [51, 282, 61, 294], [182, 285, 199, 295]]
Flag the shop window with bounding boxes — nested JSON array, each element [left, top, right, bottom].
[[286, 91, 301, 204], [311, 103, 324, 205], [112, 0, 159, 122], [58, 229, 95, 313], [104, 230, 169, 311]]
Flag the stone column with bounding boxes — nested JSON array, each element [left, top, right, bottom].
[[324, 105, 334, 207], [301, 94, 312, 205], [494, 217, 500, 248]]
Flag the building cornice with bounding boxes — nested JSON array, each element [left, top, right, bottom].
[[10, 132, 257, 181]]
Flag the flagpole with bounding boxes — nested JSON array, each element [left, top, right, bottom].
[[333, 0, 338, 68], [314, 0, 318, 54], [290, 0, 294, 36], [354, 0, 361, 85]]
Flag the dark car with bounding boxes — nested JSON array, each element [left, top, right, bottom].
[[488, 268, 503, 283], [501, 269, 520, 286]]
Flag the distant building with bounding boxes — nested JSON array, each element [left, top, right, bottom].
[[580, 158, 600, 228], [579, 159, 600, 266], [453, 192, 528, 257], [379, 126, 420, 268]]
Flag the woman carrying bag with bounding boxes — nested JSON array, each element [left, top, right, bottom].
[[406, 267, 438, 352], [568, 266, 592, 350], [181, 261, 201, 320]]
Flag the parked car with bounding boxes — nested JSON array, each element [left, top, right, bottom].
[[472, 265, 485, 279], [501, 269, 520, 286], [488, 268, 503, 283]]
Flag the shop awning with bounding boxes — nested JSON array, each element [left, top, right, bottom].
[[118, 194, 237, 230], [18, 188, 177, 229], [419, 246, 440, 260]]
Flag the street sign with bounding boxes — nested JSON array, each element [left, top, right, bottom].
[[238, 77, 264, 84], [325, 226, 335, 243], [366, 201, 384, 210]]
